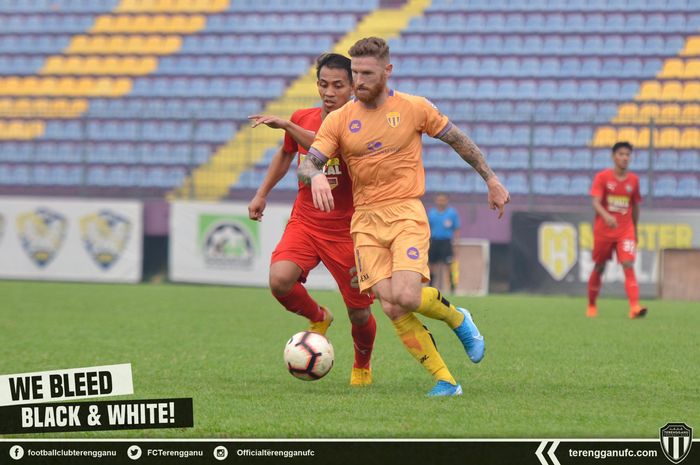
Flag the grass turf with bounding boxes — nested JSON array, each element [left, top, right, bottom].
[[0, 280, 697, 439]]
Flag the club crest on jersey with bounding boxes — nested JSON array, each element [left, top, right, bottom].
[[626, 184, 632, 193], [349, 120, 362, 133], [386, 112, 400, 128], [606, 182, 616, 191], [80, 210, 132, 270], [17, 208, 67, 267]]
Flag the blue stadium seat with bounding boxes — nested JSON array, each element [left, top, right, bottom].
[[676, 177, 698, 198], [654, 150, 679, 171], [506, 173, 528, 194], [653, 176, 677, 197]]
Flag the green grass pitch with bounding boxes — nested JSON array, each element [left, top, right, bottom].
[[0, 280, 697, 439]]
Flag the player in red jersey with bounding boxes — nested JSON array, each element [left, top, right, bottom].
[[587, 141, 647, 319], [247, 53, 376, 386]]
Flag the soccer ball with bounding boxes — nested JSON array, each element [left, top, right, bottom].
[[284, 331, 334, 381]]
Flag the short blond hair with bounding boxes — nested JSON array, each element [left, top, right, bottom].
[[348, 37, 390, 62]]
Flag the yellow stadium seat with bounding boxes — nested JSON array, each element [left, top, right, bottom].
[[685, 60, 700, 78], [91, 15, 116, 32], [67, 35, 89, 53], [680, 128, 700, 148], [660, 104, 681, 123], [614, 103, 638, 123], [42, 56, 63, 72], [0, 120, 44, 140], [683, 82, 700, 101], [152, 15, 170, 31], [680, 37, 700, 56], [92, 36, 111, 53], [190, 15, 206, 30], [638, 103, 660, 122], [617, 127, 640, 146], [658, 127, 680, 148], [661, 81, 683, 101], [682, 104, 700, 124], [638, 81, 661, 100], [592, 126, 617, 147], [658, 59, 684, 78]]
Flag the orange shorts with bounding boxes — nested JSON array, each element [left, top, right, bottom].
[[351, 198, 430, 293]]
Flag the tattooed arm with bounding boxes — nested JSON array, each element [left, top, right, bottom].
[[439, 125, 511, 218], [298, 149, 334, 212]]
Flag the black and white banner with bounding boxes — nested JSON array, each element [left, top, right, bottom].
[[0, 439, 696, 464], [0, 398, 193, 434]]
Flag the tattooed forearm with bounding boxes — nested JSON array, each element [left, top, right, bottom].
[[439, 126, 495, 181], [297, 152, 327, 185]]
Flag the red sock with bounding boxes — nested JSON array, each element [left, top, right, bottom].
[[273, 282, 324, 322], [623, 267, 639, 309], [351, 313, 376, 369], [588, 268, 602, 306]]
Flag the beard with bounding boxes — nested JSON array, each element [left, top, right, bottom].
[[354, 75, 387, 104]]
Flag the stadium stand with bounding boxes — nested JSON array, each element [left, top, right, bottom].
[[0, 0, 698, 203]]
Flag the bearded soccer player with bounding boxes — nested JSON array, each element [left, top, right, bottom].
[[587, 141, 647, 319], [247, 53, 376, 386], [299, 37, 510, 396]]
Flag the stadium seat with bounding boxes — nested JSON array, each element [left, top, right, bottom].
[[654, 150, 679, 170], [653, 175, 677, 197], [680, 128, 700, 148]]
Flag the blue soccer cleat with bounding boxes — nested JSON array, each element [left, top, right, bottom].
[[427, 380, 463, 397], [453, 307, 485, 363]]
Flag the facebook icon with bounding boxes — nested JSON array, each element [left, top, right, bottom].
[[10, 445, 24, 460]]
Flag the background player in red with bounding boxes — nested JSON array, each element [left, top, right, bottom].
[[247, 53, 376, 386], [587, 141, 647, 319]]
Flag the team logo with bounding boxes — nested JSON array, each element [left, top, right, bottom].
[[349, 119, 362, 133], [17, 208, 67, 267], [200, 215, 258, 268], [626, 184, 633, 193], [367, 141, 382, 151], [80, 210, 132, 270], [407, 247, 420, 260], [538, 222, 577, 280], [660, 423, 693, 464], [606, 182, 616, 191], [386, 111, 400, 128]]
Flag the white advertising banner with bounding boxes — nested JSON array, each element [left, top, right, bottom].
[[0, 197, 142, 283], [169, 201, 336, 289]]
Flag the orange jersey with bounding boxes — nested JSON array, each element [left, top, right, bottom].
[[309, 90, 451, 207]]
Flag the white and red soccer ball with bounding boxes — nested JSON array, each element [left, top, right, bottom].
[[284, 331, 334, 381]]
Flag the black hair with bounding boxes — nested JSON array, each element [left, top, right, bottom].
[[316, 53, 352, 83], [612, 141, 633, 153]]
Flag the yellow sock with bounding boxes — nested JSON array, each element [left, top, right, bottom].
[[415, 287, 464, 329], [392, 313, 456, 384]]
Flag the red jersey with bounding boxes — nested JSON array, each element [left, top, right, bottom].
[[283, 107, 354, 241], [590, 168, 641, 240]]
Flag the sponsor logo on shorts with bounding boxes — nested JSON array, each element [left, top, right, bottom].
[[407, 247, 420, 260], [349, 120, 362, 133]]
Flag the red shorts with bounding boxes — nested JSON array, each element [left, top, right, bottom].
[[592, 231, 637, 264], [271, 219, 373, 309]]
